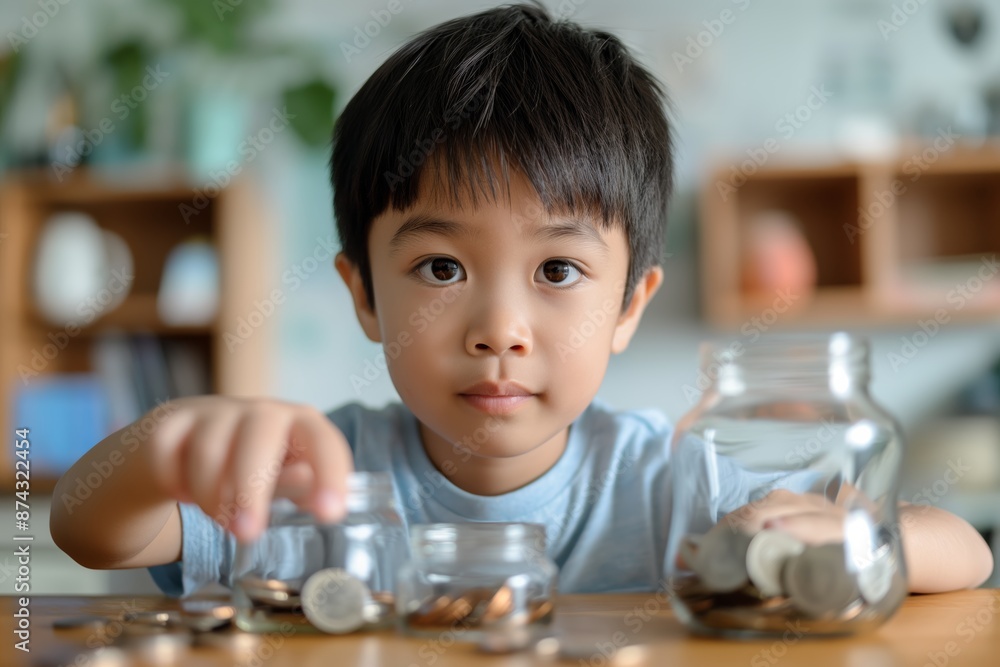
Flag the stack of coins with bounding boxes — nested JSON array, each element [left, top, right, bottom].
[[405, 584, 553, 632], [238, 568, 396, 634], [675, 526, 901, 634]]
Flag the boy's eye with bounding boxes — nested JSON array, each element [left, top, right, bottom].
[[416, 257, 464, 284], [537, 259, 583, 286]]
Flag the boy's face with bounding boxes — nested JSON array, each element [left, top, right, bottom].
[[337, 167, 661, 469]]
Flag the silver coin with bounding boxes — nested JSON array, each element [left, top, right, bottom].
[[855, 545, 895, 605], [691, 527, 753, 592], [240, 575, 302, 609], [783, 543, 860, 617], [177, 600, 235, 632], [301, 568, 370, 634], [745, 529, 805, 598]]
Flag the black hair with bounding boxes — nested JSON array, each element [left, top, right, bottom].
[[331, 1, 673, 311]]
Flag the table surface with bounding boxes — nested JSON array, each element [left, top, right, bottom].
[[4, 590, 999, 666]]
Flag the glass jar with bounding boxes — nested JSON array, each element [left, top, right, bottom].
[[397, 523, 557, 641], [667, 333, 908, 637], [232, 472, 407, 634]]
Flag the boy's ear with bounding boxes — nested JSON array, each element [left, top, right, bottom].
[[611, 266, 663, 354], [335, 252, 382, 343]]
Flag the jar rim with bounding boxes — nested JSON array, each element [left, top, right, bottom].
[[701, 332, 868, 363]]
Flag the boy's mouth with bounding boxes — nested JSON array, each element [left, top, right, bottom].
[[458, 380, 536, 415]]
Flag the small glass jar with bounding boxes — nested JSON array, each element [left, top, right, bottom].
[[232, 472, 407, 635], [397, 523, 557, 641], [667, 333, 908, 638]]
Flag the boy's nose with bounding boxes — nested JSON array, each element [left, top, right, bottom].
[[464, 299, 532, 357]]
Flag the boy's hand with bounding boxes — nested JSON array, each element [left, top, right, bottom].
[[143, 396, 354, 543], [723, 489, 848, 545]]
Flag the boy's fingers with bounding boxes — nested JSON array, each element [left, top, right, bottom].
[[273, 461, 314, 502], [289, 409, 353, 523], [225, 409, 294, 543], [146, 408, 199, 503], [765, 510, 846, 545], [186, 411, 242, 514]]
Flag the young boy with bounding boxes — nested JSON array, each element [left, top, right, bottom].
[[51, 3, 992, 597]]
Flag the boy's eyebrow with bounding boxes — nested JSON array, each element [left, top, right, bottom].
[[389, 215, 474, 254], [388, 214, 609, 254]]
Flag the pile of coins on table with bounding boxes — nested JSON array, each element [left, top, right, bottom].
[[46, 600, 245, 665], [673, 524, 903, 633], [405, 581, 554, 632], [236, 567, 396, 634]]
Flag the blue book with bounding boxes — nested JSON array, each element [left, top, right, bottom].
[[12, 374, 111, 477]]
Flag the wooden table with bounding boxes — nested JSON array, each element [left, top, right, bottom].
[[3, 590, 998, 666]]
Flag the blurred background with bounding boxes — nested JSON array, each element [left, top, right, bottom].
[[1, 0, 998, 593]]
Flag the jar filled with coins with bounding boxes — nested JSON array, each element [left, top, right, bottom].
[[397, 523, 557, 640], [667, 333, 908, 637], [233, 472, 407, 635]]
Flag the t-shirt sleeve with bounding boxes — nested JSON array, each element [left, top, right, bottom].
[[147, 503, 234, 598]]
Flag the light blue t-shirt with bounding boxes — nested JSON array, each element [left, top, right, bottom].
[[148, 398, 756, 596]]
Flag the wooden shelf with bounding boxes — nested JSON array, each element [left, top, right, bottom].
[[700, 143, 1000, 328], [26, 294, 216, 336], [0, 169, 273, 493]]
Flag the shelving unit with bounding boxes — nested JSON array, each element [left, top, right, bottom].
[[0, 169, 273, 492], [700, 143, 1000, 327]]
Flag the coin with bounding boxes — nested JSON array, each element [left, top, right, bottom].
[[855, 545, 895, 605], [782, 543, 860, 617], [691, 527, 753, 592], [528, 599, 554, 623], [240, 575, 303, 609], [122, 610, 178, 627], [482, 585, 514, 623], [745, 530, 806, 597], [177, 600, 235, 632], [301, 567, 370, 634]]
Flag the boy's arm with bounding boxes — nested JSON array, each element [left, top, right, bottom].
[[896, 502, 994, 593], [727, 490, 994, 592], [51, 396, 353, 572], [50, 423, 182, 570]]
